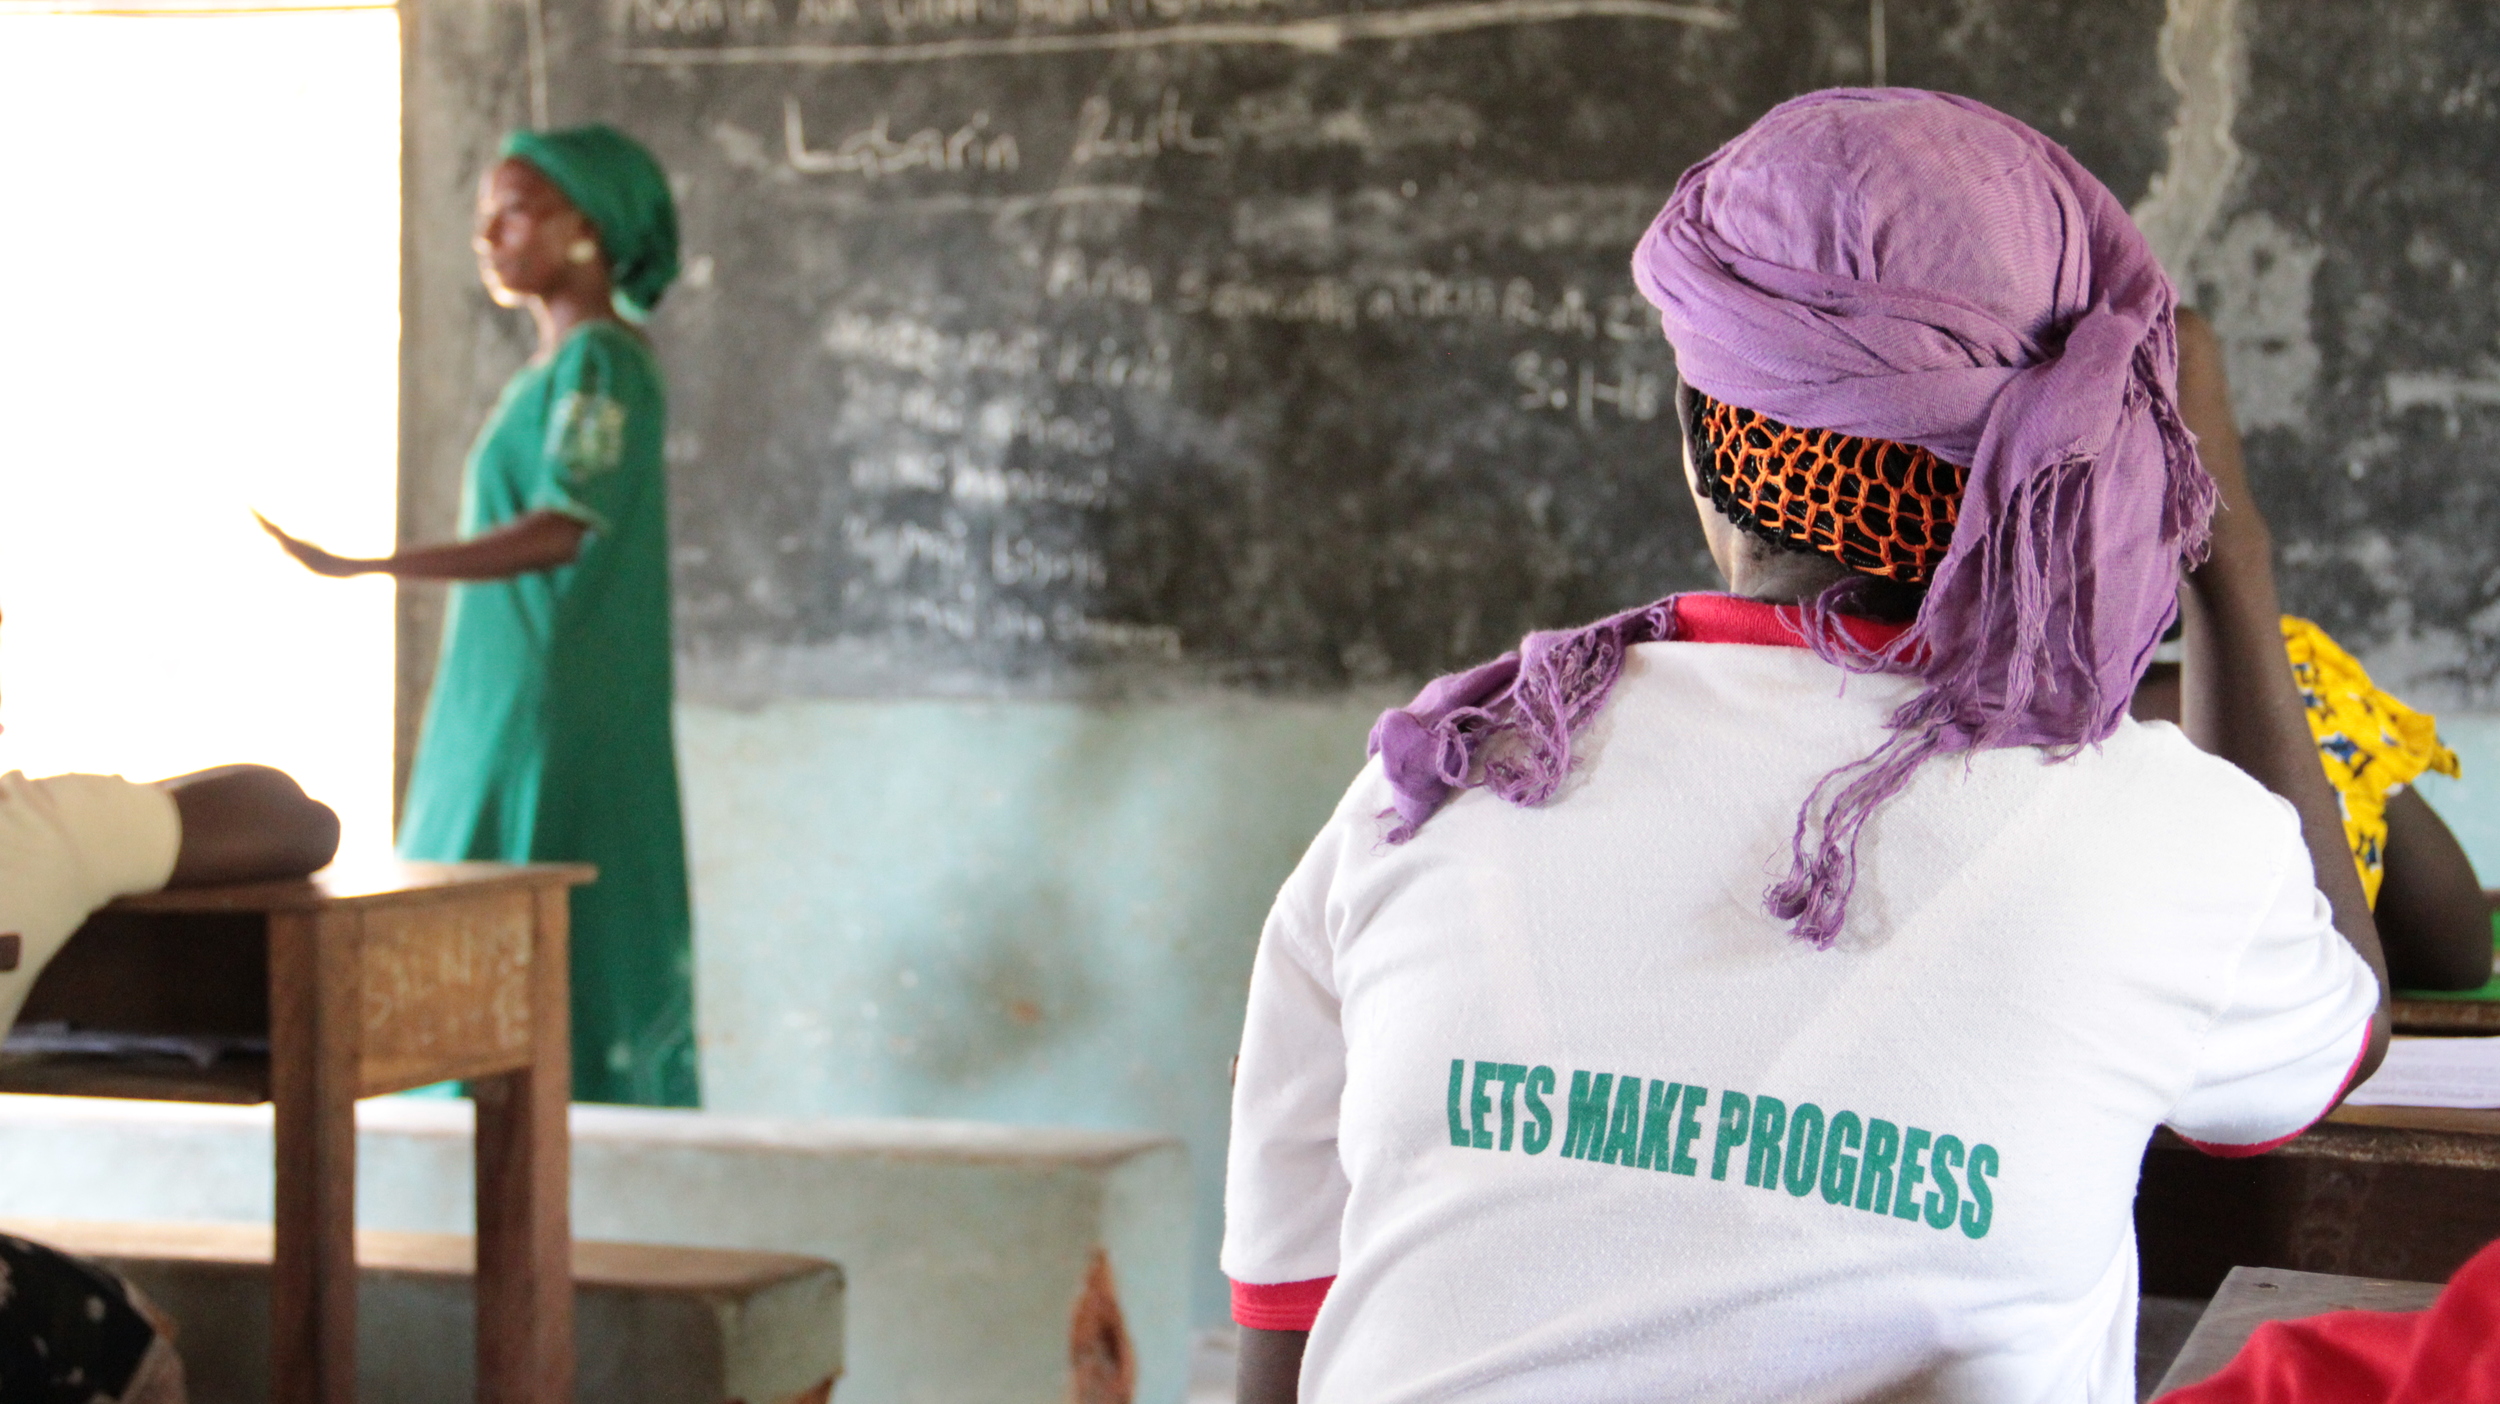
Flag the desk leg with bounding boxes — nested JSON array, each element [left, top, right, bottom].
[[473, 884, 573, 1404], [271, 908, 361, 1404]]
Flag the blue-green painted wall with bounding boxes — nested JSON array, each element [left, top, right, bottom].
[[679, 696, 1387, 1324], [678, 694, 2500, 1332]]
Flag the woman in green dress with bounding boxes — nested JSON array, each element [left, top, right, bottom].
[[263, 125, 696, 1106]]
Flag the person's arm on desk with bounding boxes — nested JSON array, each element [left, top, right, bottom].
[[158, 765, 340, 887], [2175, 308, 2392, 1087], [2376, 786, 2495, 990]]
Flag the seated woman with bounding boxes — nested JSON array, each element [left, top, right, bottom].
[[2134, 310, 2492, 993], [0, 616, 341, 1404], [1224, 90, 2387, 1403]]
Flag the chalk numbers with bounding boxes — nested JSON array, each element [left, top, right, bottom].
[[1512, 351, 1664, 425]]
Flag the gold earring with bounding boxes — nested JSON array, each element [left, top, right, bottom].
[[567, 238, 598, 265]]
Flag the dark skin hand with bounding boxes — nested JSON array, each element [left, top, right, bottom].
[[258, 508, 586, 581], [2173, 308, 2392, 1084], [158, 764, 341, 887], [263, 157, 619, 584]]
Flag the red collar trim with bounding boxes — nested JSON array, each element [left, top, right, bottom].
[[1671, 593, 1915, 652]]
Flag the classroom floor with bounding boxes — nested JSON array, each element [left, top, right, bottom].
[[1181, 1298, 2214, 1402]]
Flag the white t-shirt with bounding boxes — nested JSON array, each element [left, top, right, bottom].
[[1222, 599, 2377, 1404], [0, 772, 183, 1032]]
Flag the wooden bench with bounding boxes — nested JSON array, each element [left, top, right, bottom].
[[0, 1218, 842, 1404], [0, 1096, 1189, 1404]]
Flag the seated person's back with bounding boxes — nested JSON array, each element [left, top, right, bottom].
[[1236, 600, 2369, 1401], [1225, 89, 2390, 1404]]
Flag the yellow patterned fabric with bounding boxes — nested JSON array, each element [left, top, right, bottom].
[[2285, 616, 2462, 907]]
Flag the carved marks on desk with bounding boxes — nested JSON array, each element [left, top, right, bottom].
[[357, 893, 535, 1094]]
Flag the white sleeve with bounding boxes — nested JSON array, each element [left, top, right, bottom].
[[1221, 813, 1353, 1289], [30, 773, 183, 902], [2165, 828, 2379, 1154]]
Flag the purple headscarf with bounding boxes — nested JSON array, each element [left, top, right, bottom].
[[1369, 90, 2216, 946]]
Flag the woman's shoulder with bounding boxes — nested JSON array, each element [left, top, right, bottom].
[[554, 320, 664, 393]]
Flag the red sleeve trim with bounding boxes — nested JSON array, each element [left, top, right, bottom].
[[1231, 1275, 1334, 1331], [2176, 1022, 2374, 1159]]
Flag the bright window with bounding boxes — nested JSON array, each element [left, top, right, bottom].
[[0, 3, 401, 858]]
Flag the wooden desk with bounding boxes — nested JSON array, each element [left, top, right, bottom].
[[2392, 994, 2500, 1034], [2139, 1103, 2500, 1297], [0, 861, 593, 1404], [2152, 1265, 2441, 1394]]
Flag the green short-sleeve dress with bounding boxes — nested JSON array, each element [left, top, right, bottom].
[[399, 320, 697, 1107]]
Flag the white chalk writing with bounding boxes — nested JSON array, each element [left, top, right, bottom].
[[1172, 266, 1614, 337], [1070, 91, 1226, 164], [826, 312, 1047, 378], [843, 513, 970, 582], [991, 534, 1108, 587], [825, 311, 1174, 398], [1228, 91, 1482, 152], [953, 464, 1113, 508], [849, 449, 1112, 507], [784, 99, 1020, 177], [1511, 351, 1665, 424], [618, 0, 1737, 66], [1050, 607, 1183, 656], [1044, 248, 1155, 304], [615, 0, 770, 33]]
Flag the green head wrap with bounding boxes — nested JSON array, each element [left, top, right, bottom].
[[500, 124, 680, 322]]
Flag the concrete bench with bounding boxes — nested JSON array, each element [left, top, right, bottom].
[[0, 1218, 842, 1404], [0, 1095, 1191, 1404]]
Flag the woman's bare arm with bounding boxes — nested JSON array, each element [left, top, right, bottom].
[[2174, 308, 2391, 1087], [259, 510, 585, 582], [159, 765, 340, 887], [2377, 787, 2494, 991], [1238, 1328, 1308, 1404]]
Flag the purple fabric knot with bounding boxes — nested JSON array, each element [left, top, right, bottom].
[[1371, 90, 2216, 949], [1368, 599, 1681, 843]]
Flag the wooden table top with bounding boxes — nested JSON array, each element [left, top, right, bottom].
[[2392, 995, 2500, 1033], [2153, 1265, 2443, 1394], [110, 860, 596, 914]]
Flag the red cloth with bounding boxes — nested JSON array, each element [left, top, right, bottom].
[[2157, 1237, 2500, 1403], [1669, 592, 1913, 652], [1230, 1275, 1333, 1331]]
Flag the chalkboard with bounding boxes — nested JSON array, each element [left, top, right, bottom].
[[2199, 0, 2500, 704], [551, 0, 2175, 698]]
